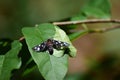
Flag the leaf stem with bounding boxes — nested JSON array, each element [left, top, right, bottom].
[[19, 36, 25, 41]]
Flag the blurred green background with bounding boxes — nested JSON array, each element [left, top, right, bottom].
[[0, 0, 86, 39], [0, 0, 120, 80]]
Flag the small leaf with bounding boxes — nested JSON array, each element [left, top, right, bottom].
[[69, 30, 88, 41], [0, 40, 22, 80], [22, 23, 76, 80]]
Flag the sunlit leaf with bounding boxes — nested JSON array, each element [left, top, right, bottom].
[[54, 27, 77, 57], [22, 23, 76, 80]]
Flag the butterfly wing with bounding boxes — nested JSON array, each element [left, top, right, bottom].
[[32, 39, 70, 55], [32, 42, 47, 52], [52, 40, 70, 50]]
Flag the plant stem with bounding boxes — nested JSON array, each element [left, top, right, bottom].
[[88, 25, 120, 33], [53, 19, 120, 26]]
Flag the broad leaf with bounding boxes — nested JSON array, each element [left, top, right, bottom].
[[22, 23, 76, 80], [71, 0, 111, 20], [0, 40, 22, 80]]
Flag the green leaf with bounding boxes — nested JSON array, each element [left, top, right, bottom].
[[69, 30, 88, 41], [0, 40, 22, 80], [82, 0, 111, 18], [22, 23, 76, 80], [54, 27, 76, 57], [71, 0, 111, 20]]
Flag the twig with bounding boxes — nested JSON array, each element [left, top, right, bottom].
[[53, 19, 120, 26], [88, 25, 120, 33], [19, 36, 25, 41]]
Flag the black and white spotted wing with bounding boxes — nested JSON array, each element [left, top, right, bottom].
[[32, 41, 47, 52], [32, 39, 70, 55], [52, 39, 70, 50]]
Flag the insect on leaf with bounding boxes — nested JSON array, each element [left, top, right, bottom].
[[22, 23, 76, 80]]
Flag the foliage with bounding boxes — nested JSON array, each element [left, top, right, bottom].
[[0, 41, 22, 80]]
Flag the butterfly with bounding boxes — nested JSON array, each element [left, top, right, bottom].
[[32, 39, 70, 55]]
